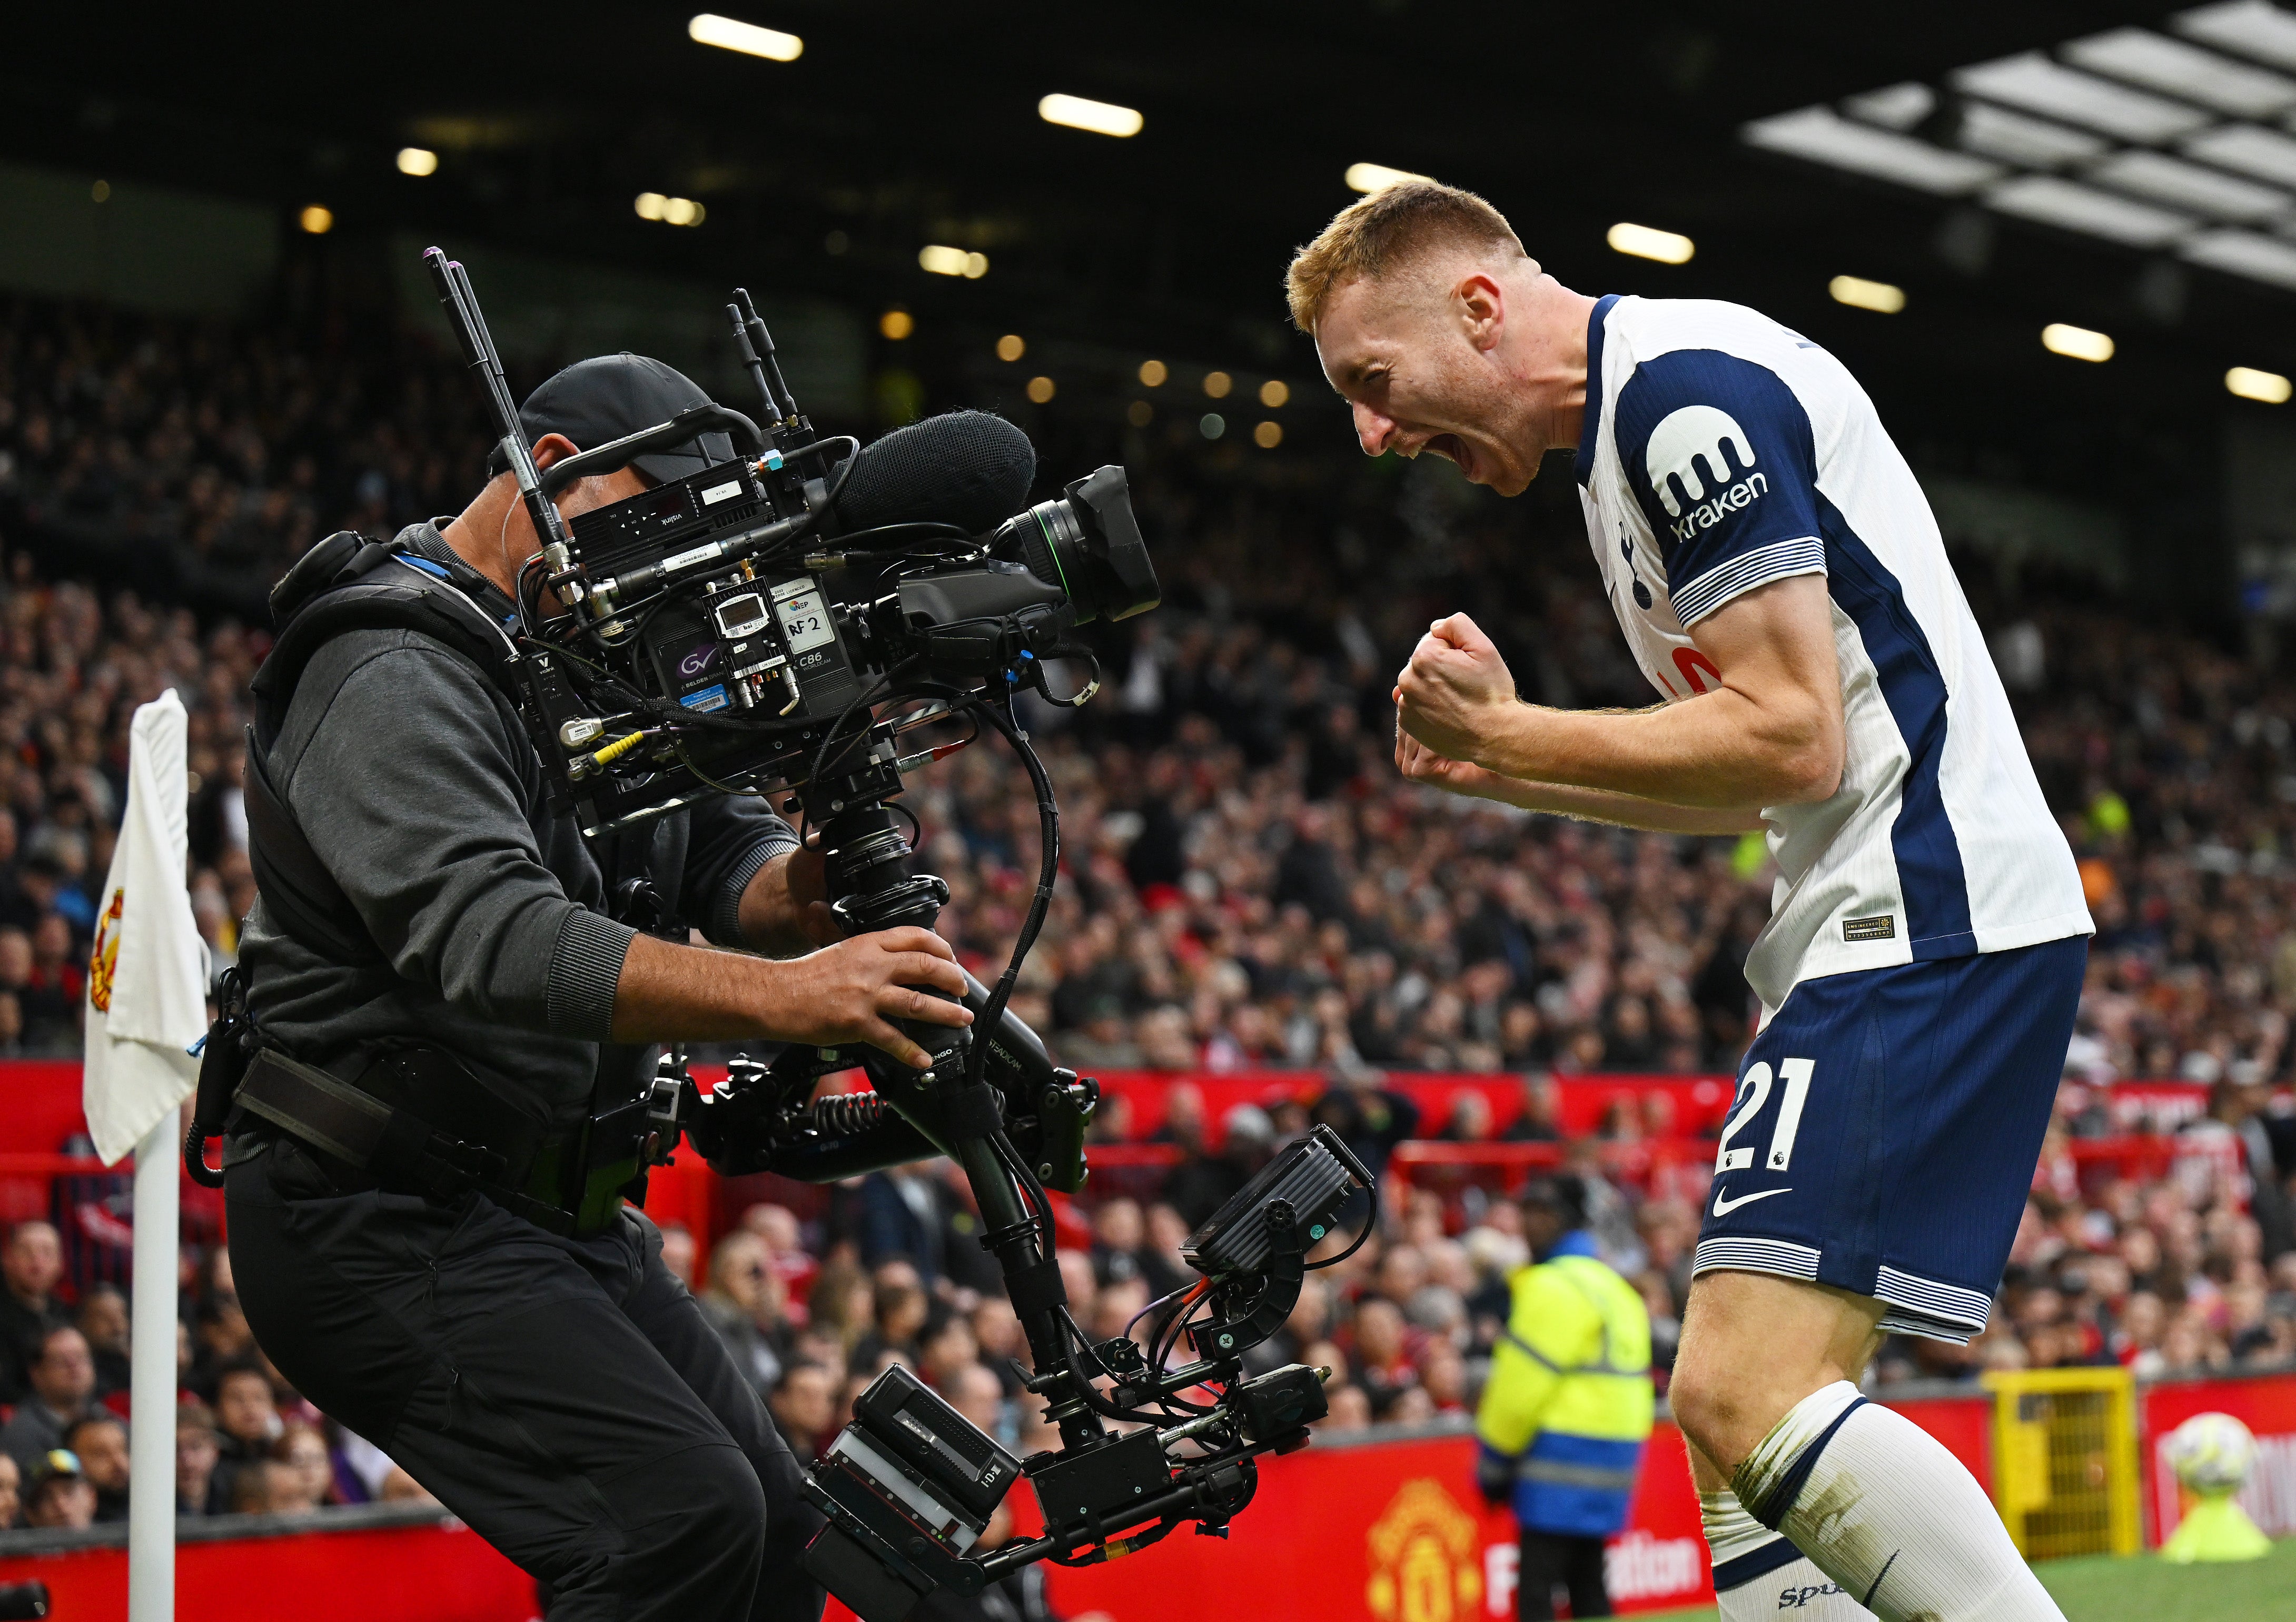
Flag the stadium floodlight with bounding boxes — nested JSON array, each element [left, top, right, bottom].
[[1957, 105, 2109, 169], [1608, 222, 1695, 264], [395, 147, 439, 177], [2062, 27, 2296, 117], [2178, 123, 2296, 188], [2173, 0, 2296, 73], [1841, 83, 1934, 130], [299, 205, 333, 235], [2084, 150, 2290, 222], [918, 244, 987, 278], [2226, 365, 2294, 402], [1743, 107, 2003, 196], [1829, 275, 1906, 313], [636, 194, 706, 226], [1984, 175, 2192, 248], [2180, 228, 2296, 290], [1953, 53, 2211, 144], [1345, 162, 1433, 193], [2042, 323, 2115, 362], [1038, 94, 1143, 137], [688, 13, 803, 62]]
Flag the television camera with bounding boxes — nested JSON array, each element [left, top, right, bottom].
[[423, 250, 1377, 1619]]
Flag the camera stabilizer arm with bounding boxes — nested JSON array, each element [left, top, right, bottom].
[[668, 742, 1375, 1621]]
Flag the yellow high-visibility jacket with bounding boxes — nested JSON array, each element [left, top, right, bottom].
[[1474, 1235, 1655, 1536]]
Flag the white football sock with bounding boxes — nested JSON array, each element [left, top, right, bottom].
[[1702, 1486, 1874, 1619], [1733, 1381, 2064, 1622]]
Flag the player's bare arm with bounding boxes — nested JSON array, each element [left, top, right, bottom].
[[1392, 728, 1767, 835], [1393, 574, 1843, 813]]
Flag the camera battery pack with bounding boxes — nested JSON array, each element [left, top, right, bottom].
[[851, 1363, 1021, 1521]]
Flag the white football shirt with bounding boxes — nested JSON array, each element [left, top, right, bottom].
[[1573, 294, 2091, 1012]]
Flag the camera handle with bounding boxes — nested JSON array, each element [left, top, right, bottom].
[[809, 778, 1113, 1453]]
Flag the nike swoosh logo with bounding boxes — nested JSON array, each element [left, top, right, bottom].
[[1711, 1186, 1792, 1218]]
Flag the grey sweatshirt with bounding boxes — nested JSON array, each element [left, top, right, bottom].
[[241, 526, 798, 1126]]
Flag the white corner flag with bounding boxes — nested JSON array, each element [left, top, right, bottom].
[[85, 688, 207, 1164], [82, 687, 206, 1622]]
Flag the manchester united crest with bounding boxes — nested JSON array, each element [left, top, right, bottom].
[[88, 887, 125, 1014], [1365, 1479, 1483, 1622]]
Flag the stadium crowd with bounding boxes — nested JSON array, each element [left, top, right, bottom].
[[0, 290, 2288, 1529]]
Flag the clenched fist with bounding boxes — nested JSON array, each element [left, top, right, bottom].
[[1394, 719, 1508, 802], [1394, 612, 1518, 766], [772, 927, 972, 1070]]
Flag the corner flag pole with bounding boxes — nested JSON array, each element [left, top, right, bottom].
[[83, 690, 207, 1622], [128, 1114, 179, 1622]]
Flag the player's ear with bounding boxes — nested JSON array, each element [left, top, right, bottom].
[[1455, 273, 1503, 351]]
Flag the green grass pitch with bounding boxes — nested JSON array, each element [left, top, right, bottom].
[[1630, 1535, 2296, 1620]]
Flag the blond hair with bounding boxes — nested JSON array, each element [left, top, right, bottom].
[[1284, 180, 1527, 334]]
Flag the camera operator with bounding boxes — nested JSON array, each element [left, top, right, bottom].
[[223, 355, 973, 1622]]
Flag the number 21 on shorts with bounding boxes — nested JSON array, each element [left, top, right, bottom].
[[1715, 1058, 1815, 1173]]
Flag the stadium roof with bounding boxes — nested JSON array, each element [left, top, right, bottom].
[[5, 3, 2289, 486]]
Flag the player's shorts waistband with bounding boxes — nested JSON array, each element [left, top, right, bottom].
[[1692, 1238, 1994, 1345]]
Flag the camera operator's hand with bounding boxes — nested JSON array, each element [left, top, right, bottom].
[[771, 928, 972, 1069], [1394, 611, 1518, 766], [609, 926, 971, 1069]]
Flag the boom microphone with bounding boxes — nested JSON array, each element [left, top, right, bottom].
[[832, 411, 1036, 536]]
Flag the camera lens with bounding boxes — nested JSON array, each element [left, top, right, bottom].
[[995, 467, 1160, 625]]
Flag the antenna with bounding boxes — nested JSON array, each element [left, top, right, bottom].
[[733, 288, 799, 423], [423, 246, 568, 552], [726, 301, 782, 426]]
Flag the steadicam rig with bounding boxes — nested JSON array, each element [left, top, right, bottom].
[[424, 248, 1378, 1619]]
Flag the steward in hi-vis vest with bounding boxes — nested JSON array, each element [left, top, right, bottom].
[[1474, 1176, 1654, 1620]]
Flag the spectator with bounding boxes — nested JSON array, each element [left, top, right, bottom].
[[698, 1232, 787, 1396], [274, 1421, 335, 1510], [210, 1361, 282, 1507], [855, 1279, 930, 1371], [176, 1402, 223, 1516], [64, 1415, 128, 1524], [22, 1450, 95, 1530], [917, 1309, 980, 1393], [74, 1283, 131, 1399], [656, 1221, 698, 1290], [767, 1363, 837, 1462], [1163, 1104, 1274, 1227], [859, 1166, 952, 1282], [944, 1363, 1008, 1447], [0, 1220, 69, 1406], [0, 1453, 18, 1530], [0, 1326, 97, 1475], [805, 1264, 874, 1360], [232, 1457, 319, 1517]]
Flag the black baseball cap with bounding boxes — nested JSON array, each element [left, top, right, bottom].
[[484, 353, 733, 485]]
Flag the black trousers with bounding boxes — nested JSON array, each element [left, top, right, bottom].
[[227, 1134, 823, 1622], [1518, 1528, 1610, 1620]]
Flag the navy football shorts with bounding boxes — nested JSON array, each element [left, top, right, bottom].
[[1692, 935, 2089, 1343]]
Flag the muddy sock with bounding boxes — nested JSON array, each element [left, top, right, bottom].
[[1703, 1486, 1874, 1619], [1733, 1381, 2064, 1622]]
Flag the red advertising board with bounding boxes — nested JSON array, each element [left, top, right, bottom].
[[0, 1516, 533, 1621], [2140, 1370, 2296, 1545], [1038, 1422, 1707, 1620]]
